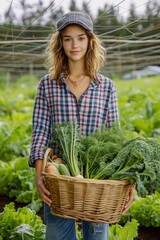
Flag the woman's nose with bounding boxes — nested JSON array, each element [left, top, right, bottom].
[[72, 39, 78, 48]]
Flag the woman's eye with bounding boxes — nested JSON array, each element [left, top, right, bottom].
[[64, 38, 70, 42], [79, 37, 85, 41]]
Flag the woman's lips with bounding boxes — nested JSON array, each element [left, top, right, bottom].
[[70, 51, 80, 54]]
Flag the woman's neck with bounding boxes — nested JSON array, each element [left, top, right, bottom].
[[68, 61, 85, 76]]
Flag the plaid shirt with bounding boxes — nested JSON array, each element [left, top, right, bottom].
[[29, 73, 119, 167]]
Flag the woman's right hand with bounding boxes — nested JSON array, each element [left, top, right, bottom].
[[35, 159, 52, 206]]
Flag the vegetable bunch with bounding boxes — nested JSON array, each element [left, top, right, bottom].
[[51, 121, 160, 197], [52, 121, 82, 177], [79, 123, 128, 179], [105, 137, 160, 196], [44, 151, 71, 176]]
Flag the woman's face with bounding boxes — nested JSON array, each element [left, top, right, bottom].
[[61, 24, 89, 63]]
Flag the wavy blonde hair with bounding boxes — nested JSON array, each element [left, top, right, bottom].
[[44, 30, 106, 82]]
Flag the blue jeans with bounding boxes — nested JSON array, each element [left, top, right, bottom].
[[44, 204, 109, 240]]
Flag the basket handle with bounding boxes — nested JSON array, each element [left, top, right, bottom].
[[42, 148, 53, 172]]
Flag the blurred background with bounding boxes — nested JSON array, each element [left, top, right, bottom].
[[0, 0, 160, 83], [0, 2, 160, 239]]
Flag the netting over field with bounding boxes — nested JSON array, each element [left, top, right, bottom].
[[0, 0, 159, 79]]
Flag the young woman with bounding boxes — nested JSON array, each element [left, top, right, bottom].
[[29, 11, 135, 240]]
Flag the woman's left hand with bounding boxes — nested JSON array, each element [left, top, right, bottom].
[[122, 186, 136, 215]]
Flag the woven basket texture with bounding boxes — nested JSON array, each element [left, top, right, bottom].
[[42, 148, 132, 223]]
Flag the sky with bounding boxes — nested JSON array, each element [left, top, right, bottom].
[[0, 0, 150, 21]]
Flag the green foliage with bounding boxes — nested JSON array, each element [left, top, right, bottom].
[[109, 219, 139, 240], [117, 77, 160, 140], [76, 219, 139, 240], [0, 86, 35, 162], [15, 74, 39, 87], [0, 157, 42, 211], [0, 122, 31, 161], [80, 122, 132, 178], [0, 90, 34, 120], [109, 137, 160, 196], [54, 120, 160, 197], [76, 224, 82, 240], [0, 74, 160, 233], [53, 120, 81, 176], [0, 203, 45, 240], [120, 192, 160, 227]]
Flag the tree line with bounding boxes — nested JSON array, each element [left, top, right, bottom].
[[1, 0, 160, 39], [0, 0, 159, 79]]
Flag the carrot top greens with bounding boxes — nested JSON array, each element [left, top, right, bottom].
[[53, 121, 160, 197]]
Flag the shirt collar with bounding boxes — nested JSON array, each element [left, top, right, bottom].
[[59, 73, 67, 83]]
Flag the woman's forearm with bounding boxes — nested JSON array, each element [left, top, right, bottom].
[[35, 159, 52, 206], [35, 159, 44, 176]]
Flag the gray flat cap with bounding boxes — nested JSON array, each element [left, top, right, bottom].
[[56, 11, 93, 31]]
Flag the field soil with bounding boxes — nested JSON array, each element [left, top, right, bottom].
[[0, 195, 160, 240]]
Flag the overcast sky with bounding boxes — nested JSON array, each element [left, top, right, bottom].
[[0, 0, 150, 21]]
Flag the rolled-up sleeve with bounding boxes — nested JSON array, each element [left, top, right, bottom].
[[29, 78, 52, 167]]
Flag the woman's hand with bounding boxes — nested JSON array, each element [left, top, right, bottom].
[[35, 175, 52, 206], [122, 186, 136, 215], [35, 159, 52, 207]]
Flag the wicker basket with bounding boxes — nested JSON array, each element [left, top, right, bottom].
[[42, 148, 132, 223]]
